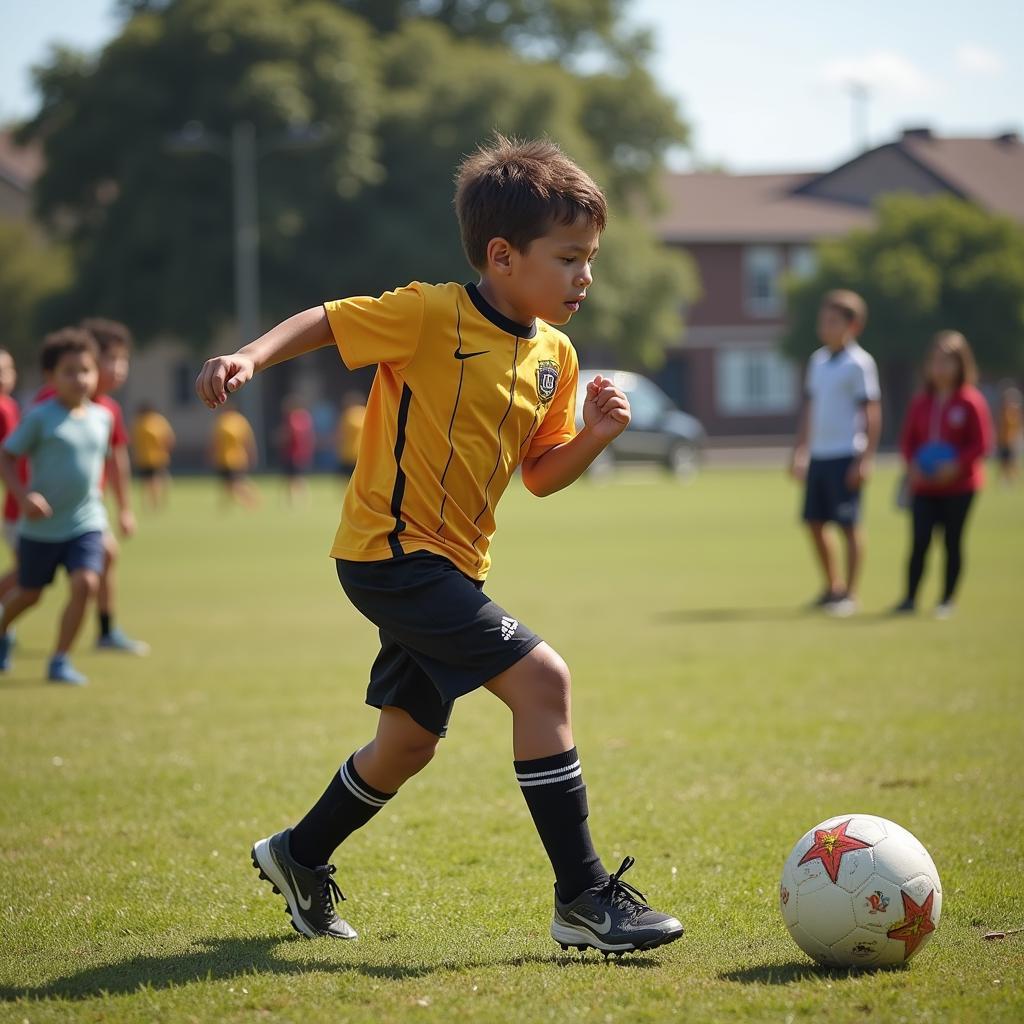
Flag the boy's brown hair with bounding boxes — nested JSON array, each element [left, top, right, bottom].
[[81, 317, 133, 355], [926, 330, 978, 391], [455, 134, 607, 270], [821, 289, 868, 331], [40, 328, 99, 373]]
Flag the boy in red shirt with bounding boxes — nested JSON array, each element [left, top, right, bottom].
[[277, 396, 315, 505], [0, 347, 21, 606], [895, 331, 992, 617]]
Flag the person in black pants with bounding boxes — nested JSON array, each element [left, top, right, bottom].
[[895, 331, 992, 618]]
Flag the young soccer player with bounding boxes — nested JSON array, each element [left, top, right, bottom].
[[894, 332, 992, 618], [196, 136, 684, 955], [36, 319, 149, 653], [277, 395, 315, 505], [790, 290, 881, 617], [0, 330, 112, 684], [131, 402, 176, 511], [210, 408, 259, 507]]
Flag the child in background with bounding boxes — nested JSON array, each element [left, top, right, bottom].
[[0, 330, 112, 684], [335, 391, 365, 479], [278, 395, 315, 505], [0, 348, 21, 607], [132, 402, 176, 511], [211, 408, 259, 508], [995, 384, 1022, 484]]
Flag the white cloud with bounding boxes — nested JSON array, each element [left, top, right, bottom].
[[821, 51, 934, 98], [955, 43, 1005, 76]]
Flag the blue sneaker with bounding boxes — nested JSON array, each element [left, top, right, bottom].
[[97, 628, 150, 656], [0, 631, 11, 672], [48, 655, 88, 686]]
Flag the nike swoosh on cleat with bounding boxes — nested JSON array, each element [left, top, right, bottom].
[[571, 910, 612, 935], [454, 350, 489, 360], [287, 867, 312, 910]]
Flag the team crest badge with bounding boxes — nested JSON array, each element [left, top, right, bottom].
[[536, 360, 559, 404]]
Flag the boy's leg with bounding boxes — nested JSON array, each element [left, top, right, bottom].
[[840, 524, 863, 601], [56, 568, 99, 655], [488, 642, 683, 953], [95, 531, 149, 654], [806, 522, 841, 596]]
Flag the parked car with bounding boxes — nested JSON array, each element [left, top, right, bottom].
[[576, 370, 705, 477]]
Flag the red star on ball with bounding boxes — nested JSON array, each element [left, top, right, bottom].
[[797, 819, 873, 884], [887, 889, 936, 959]]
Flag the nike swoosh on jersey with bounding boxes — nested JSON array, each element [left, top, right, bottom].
[[288, 867, 312, 910], [571, 910, 612, 934], [454, 349, 490, 360]]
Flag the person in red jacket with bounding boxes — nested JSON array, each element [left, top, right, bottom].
[[895, 331, 992, 618]]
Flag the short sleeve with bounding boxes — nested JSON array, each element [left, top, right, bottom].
[[526, 345, 579, 459], [854, 354, 881, 402], [324, 283, 425, 371], [3, 407, 41, 457]]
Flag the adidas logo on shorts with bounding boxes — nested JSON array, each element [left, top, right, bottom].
[[500, 616, 518, 641]]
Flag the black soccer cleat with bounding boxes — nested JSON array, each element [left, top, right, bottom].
[[551, 856, 683, 955], [251, 828, 357, 940]]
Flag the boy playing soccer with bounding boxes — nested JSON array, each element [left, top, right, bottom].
[[0, 330, 112, 684], [196, 136, 683, 955], [790, 290, 881, 617]]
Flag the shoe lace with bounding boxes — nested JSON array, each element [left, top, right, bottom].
[[601, 856, 651, 915], [314, 863, 345, 918]]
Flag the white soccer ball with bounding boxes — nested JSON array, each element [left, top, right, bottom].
[[779, 813, 942, 967]]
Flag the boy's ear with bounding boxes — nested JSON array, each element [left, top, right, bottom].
[[486, 237, 514, 276]]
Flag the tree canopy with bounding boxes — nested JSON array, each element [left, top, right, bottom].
[[19, 0, 695, 366], [783, 194, 1024, 378]]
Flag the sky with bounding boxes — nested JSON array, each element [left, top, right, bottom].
[[2, 0, 1023, 173]]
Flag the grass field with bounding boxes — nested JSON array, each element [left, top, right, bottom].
[[1, 465, 1022, 1023]]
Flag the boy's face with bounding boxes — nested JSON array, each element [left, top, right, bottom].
[[0, 353, 15, 396], [816, 304, 857, 351], [98, 345, 130, 394], [49, 351, 99, 406], [499, 217, 600, 326]]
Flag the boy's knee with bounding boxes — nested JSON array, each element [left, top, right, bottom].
[[71, 571, 99, 596], [402, 735, 439, 771], [521, 647, 572, 716], [20, 589, 42, 609]]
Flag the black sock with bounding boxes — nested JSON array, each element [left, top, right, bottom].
[[515, 746, 608, 902], [288, 753, 394, 869], [99, 612, 112, 638]]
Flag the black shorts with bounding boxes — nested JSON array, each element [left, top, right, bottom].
[[137, 466, 162, 480], [218, 467, 243, 483], [336, 552, 543, 738], [802, 456, 862, 525], [18, 530, 105, 589]]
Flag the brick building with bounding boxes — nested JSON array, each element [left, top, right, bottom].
[[655, 128, 1024, 441]]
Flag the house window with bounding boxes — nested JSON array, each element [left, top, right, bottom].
[[743, 245, 783, 316], [790, 245, 817, 279], [716, 347, 797, 416]]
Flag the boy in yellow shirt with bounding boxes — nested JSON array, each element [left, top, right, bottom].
[[210, 408, 258, 508], [196, 136, 683, 956], [131, 403, 175, 511]]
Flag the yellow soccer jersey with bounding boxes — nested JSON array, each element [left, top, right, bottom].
[[132, 411, 175, 469], [212, 410, 255, 471], [324, 281, 579, 579]]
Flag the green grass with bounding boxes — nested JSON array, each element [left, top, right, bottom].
[[1, 465, 1022, 1023]]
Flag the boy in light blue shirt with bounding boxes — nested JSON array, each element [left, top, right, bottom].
[[0, 329, 112, 684]]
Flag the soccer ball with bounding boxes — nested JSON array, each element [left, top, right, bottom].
[[779, 814, 942, 967]]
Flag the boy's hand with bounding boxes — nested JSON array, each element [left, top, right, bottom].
[[118, 508, 137, 538], [22, 492, 52, 520], [582, 375, 630, 443], [845, 456, 872, 490], [790, 445, 809, 482], [196, 354, 255, 409]]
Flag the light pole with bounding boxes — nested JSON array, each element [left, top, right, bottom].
[[167, 119, 324, 465]]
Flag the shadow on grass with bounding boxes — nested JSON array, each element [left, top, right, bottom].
[[654, 607, 805, 624], [1, 935, 658, 1002], [721, 960, 908, 985]]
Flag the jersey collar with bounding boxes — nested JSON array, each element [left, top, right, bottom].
[[465, 283, 538, 339]]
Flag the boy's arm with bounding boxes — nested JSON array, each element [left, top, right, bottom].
[[847, 399, 882, 489], [108, 444, 135, 537], [0, 450, 51, 520], [196, 307, 333, 408], [790, 399, 811, 481], [521, 376, 629, 497]]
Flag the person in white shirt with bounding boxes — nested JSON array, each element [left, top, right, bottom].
[[790, 290, 882, 616]]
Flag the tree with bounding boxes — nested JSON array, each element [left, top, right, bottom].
[[783, 195, 1024, 424], [0, 222, 71, 362], [20, 0, 696, 367]]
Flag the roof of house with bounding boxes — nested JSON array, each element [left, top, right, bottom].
[[657, 171, 875, 243], [659, 129, 1024, 244]]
